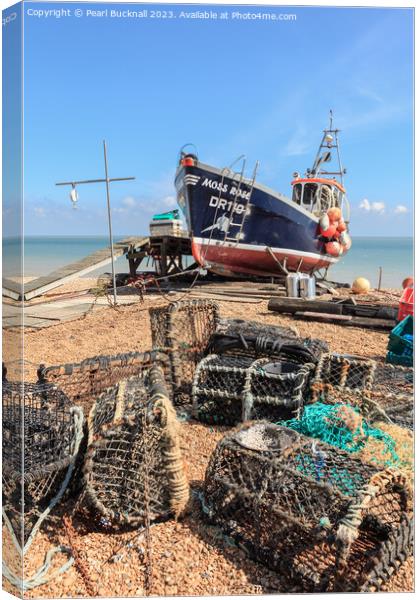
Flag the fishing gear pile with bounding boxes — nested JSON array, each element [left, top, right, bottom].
[[83, 365, 189, 527], [203, 421, 413, 592], [149, 299, 220, 402], [1, 298, 414, 593]]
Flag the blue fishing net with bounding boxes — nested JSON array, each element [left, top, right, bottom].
[[282, 402, 401, 469]]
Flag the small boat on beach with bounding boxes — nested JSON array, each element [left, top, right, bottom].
[[175, 113, 351, 278]]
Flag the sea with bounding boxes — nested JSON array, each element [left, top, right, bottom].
[[2, 236, 414, 289]]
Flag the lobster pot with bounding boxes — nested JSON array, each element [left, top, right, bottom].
[[368, 363, 414, 430], [2, 382, 82, 545], [149, 300, 220, 402], [38, 351, 171, 413], [193, 354, 315, 425], [83, 365, 189, 527], [203, 422, 413, 592], [311, 353, 376, 410], [207, 328, 328, 364]]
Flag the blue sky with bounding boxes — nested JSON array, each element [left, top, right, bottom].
[[10, 2, 416, 235]]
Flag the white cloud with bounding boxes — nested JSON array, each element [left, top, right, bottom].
[[113, 195, 139, 214], [371, 202, 385, 213], [122, 196, 137, 208], [34, 206, 47, 217], [359, 199, 385, 214], [394, 205, 408, 215]]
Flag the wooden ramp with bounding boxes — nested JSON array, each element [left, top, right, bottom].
[[2, 237, 149, 301]]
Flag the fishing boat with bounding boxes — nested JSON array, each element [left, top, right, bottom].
[[175, 113, 351, 278]]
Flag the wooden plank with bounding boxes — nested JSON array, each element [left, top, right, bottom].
[[350, 316, 396, 329], [295, 311, 352, 322], [189, 292, 263, 303], [294, 311, 395, 330], [268, 297, 343, 315], [190, 288, 286, 298], [2, 285, 22, 301], [23, 255, 120, 300]]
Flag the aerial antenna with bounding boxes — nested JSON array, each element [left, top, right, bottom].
[[329, 109, 333, 131]]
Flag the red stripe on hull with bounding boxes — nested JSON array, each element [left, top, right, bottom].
[[192, 240, 332, 277]]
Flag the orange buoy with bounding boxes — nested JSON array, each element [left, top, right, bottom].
[[321, 223, 337, 239], [337, 219, 347, 233], [352, 277, 371, 294], [327, 207, 342, 222], [325, 241, 342, 257], [402, 277, 414, 289]]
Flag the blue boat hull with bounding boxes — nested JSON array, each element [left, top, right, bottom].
[[175, 162, 338, 277]]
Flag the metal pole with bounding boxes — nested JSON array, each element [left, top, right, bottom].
[[103, 140, 117, 305], [378, 266, 383, 291]]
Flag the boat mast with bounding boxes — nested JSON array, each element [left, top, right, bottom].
[[309, 110, 346, 185]]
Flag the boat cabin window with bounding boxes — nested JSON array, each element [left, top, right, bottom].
[[292, 183, 302, 204], [293, 181, 345, 213], [302, 183, 318, 208]]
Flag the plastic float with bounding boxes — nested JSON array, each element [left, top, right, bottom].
[[318, 206, 352, 257]]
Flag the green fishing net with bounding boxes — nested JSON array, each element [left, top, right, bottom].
[[282, 402, 401, 469]]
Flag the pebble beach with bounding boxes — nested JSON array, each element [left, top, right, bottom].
[[2, 280, 414, 597]]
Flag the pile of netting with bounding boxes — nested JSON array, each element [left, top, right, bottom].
[[193, 353, 316, 426], [149, 299, 220, 402], [282, 403, 401, 469], [203, 421, 413, 592], [2, 378, 84, 589], [83, 364, 189, 527], [38, 350, 171, 414]]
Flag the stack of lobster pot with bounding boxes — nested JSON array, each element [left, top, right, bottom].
[[193, 323, 328, 425], [203, 421, 413, 592]]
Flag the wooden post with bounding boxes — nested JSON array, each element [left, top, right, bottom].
[[161, 239, 168, 277], [377, 267, 383, 291]]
